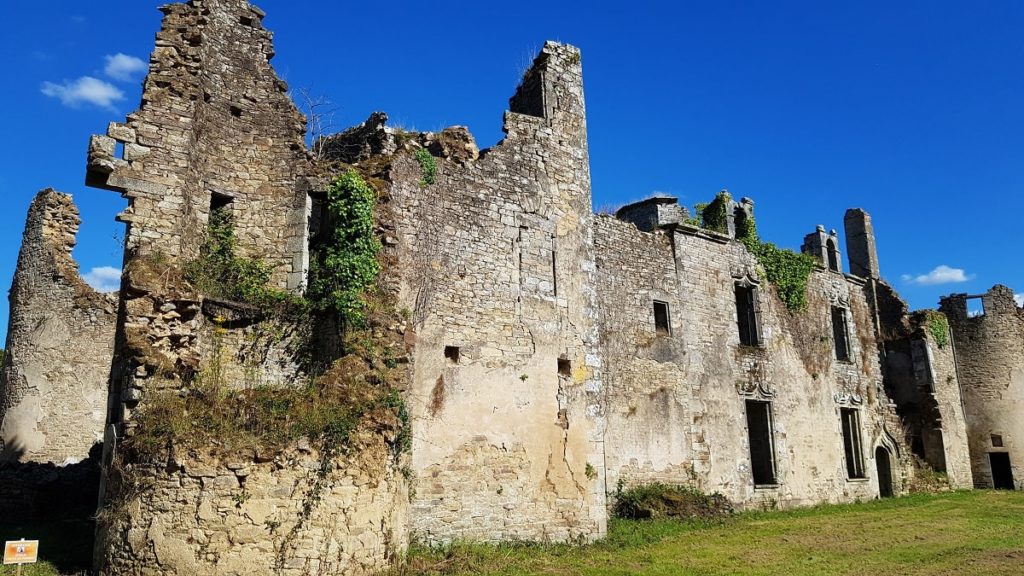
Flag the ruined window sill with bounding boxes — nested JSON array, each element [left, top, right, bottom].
[[753, 483, 780, 490], [846, 477, 869, 483]]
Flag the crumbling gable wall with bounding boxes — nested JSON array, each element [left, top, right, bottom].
[[597, 203, 911, 507], [87, 2, 410, 575], [0, 189, 117, 464], [941, 286, 1024, 489], [386, 42, 607, 543], [86, 0, 311, 290]]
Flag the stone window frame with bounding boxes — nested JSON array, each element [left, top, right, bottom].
[[745, 399, 779, 488], [840, 407, 867, 480], [826, 238, 841, 273], [831, 305, 853, 362], [734, 278, 763, 348], [652, 299, 672, 336]]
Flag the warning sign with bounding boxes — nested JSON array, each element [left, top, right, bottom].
[[3, 540, 38, 565]]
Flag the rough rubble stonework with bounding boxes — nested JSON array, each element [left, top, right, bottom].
[[0, 189, 117, 464], [941, 286, 1024, 490], [1, 0, 1021, 574]]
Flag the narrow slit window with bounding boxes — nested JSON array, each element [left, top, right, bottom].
[[841, 408, 866, 479], [653, 300, 671, 335], [832, 306, 851, 361], [444, 346, 460, 364], [826, 238, 840, 272], [736, 285, 761, 346], [746, 400, 777, 486]]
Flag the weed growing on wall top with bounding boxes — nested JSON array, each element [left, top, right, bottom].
[[307, 170, 382, 328]]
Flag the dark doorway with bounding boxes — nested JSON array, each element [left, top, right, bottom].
[[990, 453, 1015, 490], [875, 447, 893, 498]]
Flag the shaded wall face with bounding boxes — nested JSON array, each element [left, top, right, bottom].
[[945, 290, 1024, 489], [0, 191, 117, 464], [391, 43, 607, 544], [596, 218, 909, 506]]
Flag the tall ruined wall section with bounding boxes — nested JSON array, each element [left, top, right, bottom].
[[941, 286, 1024, 489], [388, 42, 607, 543], [0, 190, 117, 464], [89, 2, 410, 574], [597, 210, 911, 507], [86, 0, 313, 430]]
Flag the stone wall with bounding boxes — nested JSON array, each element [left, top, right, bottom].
[[388, 42, 607, 543], [596, 207, 911, 507], [0, 190, 117, 464], [86, 0, 311, 290], [95, 425, 408, 576], [941, 286, 1024, 489]]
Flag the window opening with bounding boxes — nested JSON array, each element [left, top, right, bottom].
[[832, 306, 851, 361], [444, 346, 460, 364], [557, 358, 571, 377], [841, 408, 866, 479], [653, 300, 671, 335], [992, 435, 1004, 448], [746, 400, 777, 486], [826, 238, 840, 272], [736, 285, 761, 346]]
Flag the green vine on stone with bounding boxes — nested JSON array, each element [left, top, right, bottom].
[[925, 311, 950, 349], [699, 192, 731, 234], [415, 147, 437, 185], [307, 170, 382, 327], [184, 207, 303, 314]]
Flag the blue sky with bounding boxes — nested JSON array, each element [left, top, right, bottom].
[[1, 0, 1022, 339]]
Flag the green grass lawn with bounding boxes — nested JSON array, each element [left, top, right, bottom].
[[394, 490, 1024, 576], [3, 491, 1021, 575]]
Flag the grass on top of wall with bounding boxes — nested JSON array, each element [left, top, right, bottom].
[[388, 490, 1024, 576]]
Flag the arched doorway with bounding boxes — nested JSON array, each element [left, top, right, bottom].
[[876, 447, 893, 498]]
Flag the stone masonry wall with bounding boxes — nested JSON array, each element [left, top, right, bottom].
[[597, 212, 911, 507], [941, 286, 1024, 489], [0, 189, 117, 464], [95, 426, 408, 576], [86, 0, 311, 290], [389, 42, 607, 543]]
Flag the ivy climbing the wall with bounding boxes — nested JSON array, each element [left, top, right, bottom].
[[924, 311, 950, 349], [307, 170, 382, 328], [415, 147, 437, 185], [692, 191, 817, 312]]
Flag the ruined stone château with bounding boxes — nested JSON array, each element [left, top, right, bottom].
[[1, 0, 1021, 574]]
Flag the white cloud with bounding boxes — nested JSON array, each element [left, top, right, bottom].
[[83, 266, 121, 293], [104, 53, 146, 82], [41, 76, 124, 110], [1015, 293, 1023, 307], [900, 265, 974, 286]]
